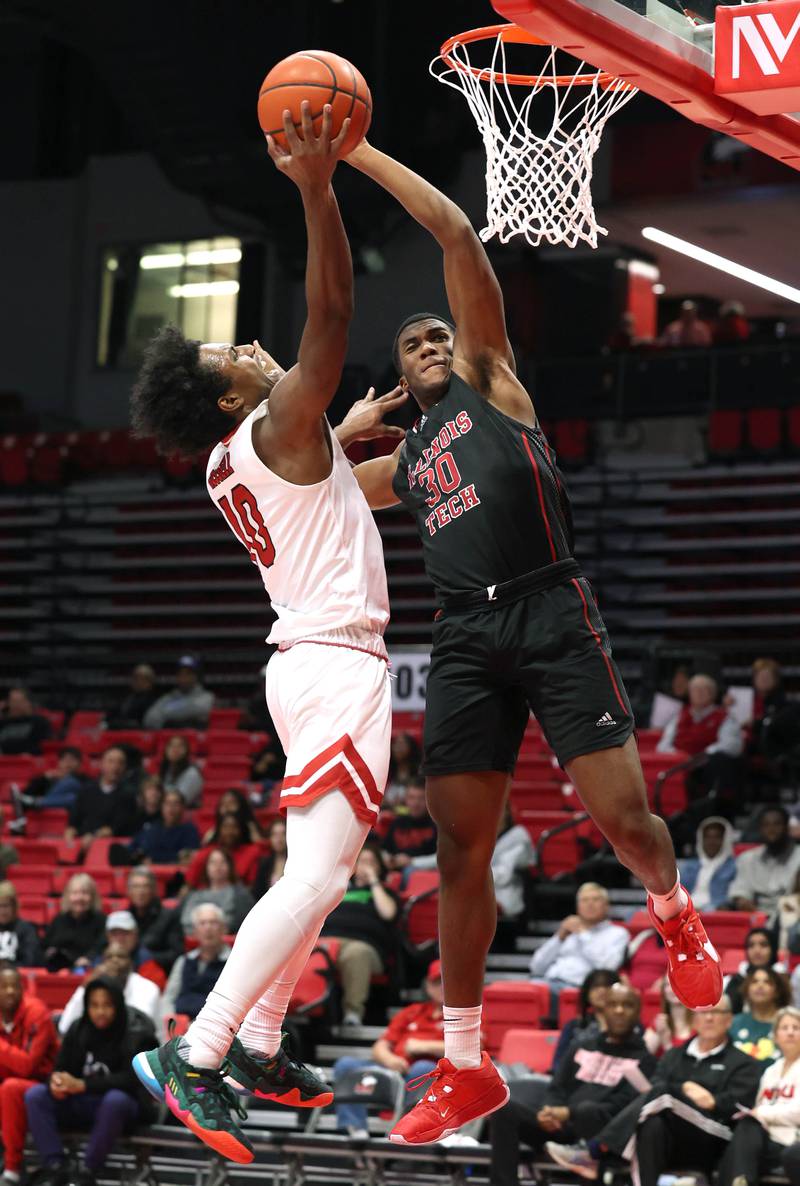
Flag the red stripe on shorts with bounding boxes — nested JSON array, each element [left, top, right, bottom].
[[570, 578, 628, 716], [280, 733, 382, 823]]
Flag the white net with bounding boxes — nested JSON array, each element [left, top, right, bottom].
[[430, 31, 638, 249]]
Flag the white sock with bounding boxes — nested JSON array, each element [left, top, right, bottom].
[[184, 792, 368, 1069], [650, 877, 688, 922], [237, 928, 322, 1059], [443, 1004, 482, 1069]]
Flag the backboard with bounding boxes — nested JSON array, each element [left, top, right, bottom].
[[492, 0, 800, 168]]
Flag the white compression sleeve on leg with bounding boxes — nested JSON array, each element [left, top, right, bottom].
[[237, 925, 324, 1059], [185, 791, 369, 1068]]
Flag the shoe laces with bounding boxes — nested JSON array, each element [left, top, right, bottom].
[[191, 1064, 248, 1122], [671, 909, 708, 963], [405, 1060, 456, 1107]]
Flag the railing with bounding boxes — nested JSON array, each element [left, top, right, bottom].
[[532, 811, 590, 871]]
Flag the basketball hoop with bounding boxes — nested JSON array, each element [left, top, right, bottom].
[[430, 24, 638, 249]]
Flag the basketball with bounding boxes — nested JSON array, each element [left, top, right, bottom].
[[257, 50, 372, 157]]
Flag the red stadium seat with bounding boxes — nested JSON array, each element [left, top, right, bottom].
[[702, 911, 768, 950], [8, 867, 54, 896], [208, 709, 244, 730], [17, 810, 69, 839], [498, 1028, 561, 1073], [101, 730, 155, 754], [53, 866, 116, 896], [747, 407, 781, 453], [0, 757, 39, 785], [400, 871, 439, 951], [206, 731, 256, 757], [789, 406, 800, 453], [29, 972, 84, 1010], [289, 942, 340, 1017], [708, 409, 743, 456], [162, 1013, 191, 1036], [16, 898, 53, 927], [721, 947, 745, 975], [483, 982, 551, 1055], [83, 838, 131, 871], [553, 419, 590, 465]]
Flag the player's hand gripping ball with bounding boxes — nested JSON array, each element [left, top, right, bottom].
[[258, 50, 371, 157]]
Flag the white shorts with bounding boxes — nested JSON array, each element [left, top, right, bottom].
[[266, 627, 392, 825]]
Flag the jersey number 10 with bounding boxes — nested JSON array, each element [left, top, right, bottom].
[[218, 483, 276, 568]]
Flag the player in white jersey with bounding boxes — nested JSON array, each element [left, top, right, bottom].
[[128, 104, 406, 1163]]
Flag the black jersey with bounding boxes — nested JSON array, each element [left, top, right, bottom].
[[392, 371, 575, 599]]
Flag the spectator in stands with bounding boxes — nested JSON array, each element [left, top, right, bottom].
[[713, 299, 751, 346], [143, 655, 214, 730], [249, 741, 286, 799], [127, 789, 200, 866], [729, 806, 800, 920], [186, 811, 261, 888], [529, 883, 628, 1008], [58, 942, 162, 1035], [0, 688, 51, 756], [726, 927, 786, 1014], [0, 882, 43, 966], [643, 978, 693, 1057], [718, 1006, 800, 1186], [179, 848, 253, 935], [730, 968, 790, 1062], [161, 903, 230, 1023], [199, 789, 264, 845], [320, 844, 399, 1026], [660, 299, 712, 347], [16, 746, 85, 812], [125, 867, 183, 974], [158, 735, 203, 807], [102, 910, 145, 967], [332, 957, 445, 1136], [65, 746, 138, 853], [252, 817, 287, 900], [25, 976, 156, 1186], [550, 969, 619, 1074], [383, 732, 422, 808], [658, 673, 745, 845], [678, 816, 738, 910], [103, 664, 159, 730], [489, 984, 652, 1186], [0, 965, 59, 1186], [547, 994, 762, 1183], [779, 870, 800, 951], [129, 775, 163, 834], [491, 804, 535, 950], [42, 873, 107, 972], [382, 781, 437, 875]]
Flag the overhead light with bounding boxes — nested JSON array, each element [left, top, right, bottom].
[[141, 247, 242, 270], [168, 281, 240, 298], [653, 283, 665, 295], [642, 227, 800, 305]]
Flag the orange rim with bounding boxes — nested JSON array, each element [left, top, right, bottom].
[[438, 22, 627, 89]]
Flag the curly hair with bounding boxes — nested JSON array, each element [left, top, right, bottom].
[[130, 324, 232, 457]]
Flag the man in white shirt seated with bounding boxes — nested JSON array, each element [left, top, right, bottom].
[[529, 883, 628, 1011], [58, 941, 162, 1034]]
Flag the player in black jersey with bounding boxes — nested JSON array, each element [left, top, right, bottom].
[[346, 141, 722, 1145]]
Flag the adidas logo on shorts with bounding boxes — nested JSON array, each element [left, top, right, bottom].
[[596, 712, 616, 727]]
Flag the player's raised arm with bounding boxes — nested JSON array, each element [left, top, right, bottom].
[[264, 102, 354, 441], [346, 142, 515, 377]]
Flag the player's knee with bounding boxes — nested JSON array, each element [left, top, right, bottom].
[[437, 829, 494, 879], [605, 808, 654, 856]]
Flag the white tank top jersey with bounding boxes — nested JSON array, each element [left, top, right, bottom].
[[205, 401, 390, 647]]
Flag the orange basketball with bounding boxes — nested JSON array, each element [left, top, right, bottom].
[[257, 50, 372, 158]]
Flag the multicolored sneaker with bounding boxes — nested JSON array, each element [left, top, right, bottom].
[[132, 1038, 254, 1164], [224, 1035, 333, 1107], [388, 1052, 509, 1145], [545, 1140, 599, 1180], [647, 888, 723, 1009]]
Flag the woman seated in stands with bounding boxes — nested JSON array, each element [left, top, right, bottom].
[[130, 776, 163, 834], [643, 977, 693, 1057], [550, 969, 619, 1074], [725, 926, 787, 1013], [179, 848, 253, 936], [41, 874, 106, 972], [24, 976, 156, 1186], [718, 1006, 800, 1186], [731, 967, 791, 1062], [199, 789, 264, 846], [158, 735, 203, 808], [383, 731, 422, 808], [185, 811, 262, 888], [252, 817, 287, 900]]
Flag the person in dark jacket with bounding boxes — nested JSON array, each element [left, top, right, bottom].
[[382, 781, 438, 873], [64, 747, 138, 854], [549, 968, 620, 1075], [17, 747, 86, 813], [127, 791, 200, 866], [0, 688, 51, 756], [489, 984, 653, 1186], [547, 994, 762, 1183], [0, 882, 44, 967], [24, 976, 156, 1185], [103, 665, 159, 730], [42, 875, 107, 972], [125, 868, 183, 973]]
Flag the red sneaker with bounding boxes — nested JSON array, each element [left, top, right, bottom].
[[389, 1052, 509, 1145], [647, 888, 722, 1009]]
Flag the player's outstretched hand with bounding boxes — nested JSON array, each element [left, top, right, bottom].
[[266, 101, 350, 188], [339, 385, 408, 443]]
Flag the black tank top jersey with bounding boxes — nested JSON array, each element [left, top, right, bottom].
[[392, 371, 575, 598]]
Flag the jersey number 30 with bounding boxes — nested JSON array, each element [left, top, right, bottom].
[[218, 484, 276, 568]]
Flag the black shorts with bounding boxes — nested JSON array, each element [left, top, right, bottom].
[[423, 574, 634, 775]]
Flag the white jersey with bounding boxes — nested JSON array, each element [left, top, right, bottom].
[[206, 401, 389, 647]]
